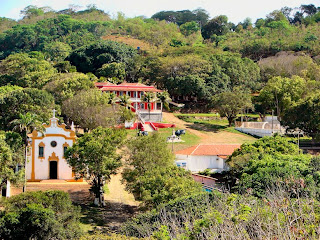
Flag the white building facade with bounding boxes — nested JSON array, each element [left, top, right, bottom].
[[26, 115, 76, 181], [175, 144, 241, 173]]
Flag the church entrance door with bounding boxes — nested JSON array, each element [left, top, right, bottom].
[[49, 161, 58, 179]]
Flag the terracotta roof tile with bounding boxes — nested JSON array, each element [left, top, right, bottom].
[[175, 145, 198, 155], [118, 82, 146, 86], [175, 144, 241, 156], [95, 82, 115, 86], [95, 82, 162, 92]]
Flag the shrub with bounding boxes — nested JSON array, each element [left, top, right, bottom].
[[0, 190, 82, 239]]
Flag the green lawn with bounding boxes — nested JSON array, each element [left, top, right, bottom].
[[173, 114, 259, 139], [125, 126, 201, 152], [175, 113, 264, 118], [157, 127, 201, 151]]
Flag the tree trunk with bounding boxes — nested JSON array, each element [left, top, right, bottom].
[[23, 145, 27, 192], [23, 131, 27, 192], [94, 176, 105, 207], [228, 117, 233, 127]]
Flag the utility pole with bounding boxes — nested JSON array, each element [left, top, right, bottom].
[[271, 109, 274, 135], [171, 128, 175, 153], [298, 130, 300, 154]]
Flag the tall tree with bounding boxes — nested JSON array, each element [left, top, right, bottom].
[[0, 53, 57, 88], [122, 133, 202, 208], [44, 72, 94, 104], [258, 76, 306, 119], [65, 127, 126, 206], [201, 15, 230, 39], [0, 88, 56, 131], [119, 94, 131, 109], [10, 113, 44, 192], [0, 135, 15, 196], [68, 41, 137, 75], [62, 89, 119, 130], [212, 89, 253, 126], [157, 91, 171, 110], [282, 94, 320, 141], [141, 92, 156, 119]]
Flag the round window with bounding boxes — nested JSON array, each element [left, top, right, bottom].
[[51, 141, 57, 147]]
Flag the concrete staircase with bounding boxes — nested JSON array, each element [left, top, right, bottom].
[[142, 123, 154, 132]]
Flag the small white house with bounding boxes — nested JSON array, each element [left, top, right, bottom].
[[26, 112, 77, 182], [175, 144, 241, 173]]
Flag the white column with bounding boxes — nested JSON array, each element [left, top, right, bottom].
[[6, 180, 11, 197]]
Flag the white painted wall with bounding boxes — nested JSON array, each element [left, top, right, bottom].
[[175, 154, 227, 172], [32, 137, 73, 180], [6, 180, 10, 197], [27, 118, 74, 180], [235, 127, 285, 137]]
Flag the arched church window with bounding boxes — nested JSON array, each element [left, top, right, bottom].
[[39, 147, 44, 157]]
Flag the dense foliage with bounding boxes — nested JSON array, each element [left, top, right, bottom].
[[122, 133, 202, 208], [0, 88, 56, 131], [0, 3, 320, 239], [123, 191, 320, 239], [65, 127, 126, 206], [0, 3, 319, 117], [0, 191, 82, 240], [227, 136, 320, 198]]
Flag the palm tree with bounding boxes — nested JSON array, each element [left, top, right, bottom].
[[141, 92, 156, 120], [119, 94, 131, 109], [108, 92, 119, 111], [157, 91, 171, 111], [10, 112, 44, 192]]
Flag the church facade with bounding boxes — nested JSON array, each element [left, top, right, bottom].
[[26, 114, 77, 182]]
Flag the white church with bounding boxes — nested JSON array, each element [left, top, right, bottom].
[[26, 111, 78, 182]]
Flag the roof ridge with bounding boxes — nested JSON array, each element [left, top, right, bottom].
[[197, 144, 241, 145], [191, 144, 201, 155]]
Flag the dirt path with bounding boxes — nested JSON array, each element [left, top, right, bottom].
[[163, 112, 255, 145], [105, 171, 139, 206], [21, 175, 139, 233]]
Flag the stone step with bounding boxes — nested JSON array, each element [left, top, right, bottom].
[[39, 179, 68, 183], [142, 124, 154, 132]]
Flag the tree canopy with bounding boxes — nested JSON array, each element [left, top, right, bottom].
[[0, 190, 82, 239], [65, 127, 126, 206], [122, 133, 202, 208], [0, 88, 56, 131], [68, 41, 137, 77]]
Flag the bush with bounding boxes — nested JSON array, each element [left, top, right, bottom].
[[122, 191, 320, 239], [0, 190, 82, 240]]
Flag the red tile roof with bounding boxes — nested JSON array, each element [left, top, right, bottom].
[[95, 82, 115, 86], [95, 82, 162, 92], [175, 144, 241, 158]]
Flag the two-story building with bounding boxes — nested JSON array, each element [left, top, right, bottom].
[[95, 82, 163, 122]]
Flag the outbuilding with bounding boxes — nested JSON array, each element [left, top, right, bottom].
[[175, 144, 241, 173]]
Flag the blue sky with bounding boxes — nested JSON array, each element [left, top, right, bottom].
[[0, 0, 319, 23]]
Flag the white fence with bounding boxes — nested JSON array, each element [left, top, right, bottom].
[[235, 120, 285, 137]]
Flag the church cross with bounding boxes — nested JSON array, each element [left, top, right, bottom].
[[52, 109, 57, 118]]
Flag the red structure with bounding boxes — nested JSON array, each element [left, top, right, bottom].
[[95, 82, 163, 114]]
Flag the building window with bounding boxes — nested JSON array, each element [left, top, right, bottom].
[[127, 91, 130, 96], [64, 146, 68, 157], [133, 91, 137, 98], [141, 103, 145, 109], [39, 146, 44, 157], [119, 91, 123, 96]]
